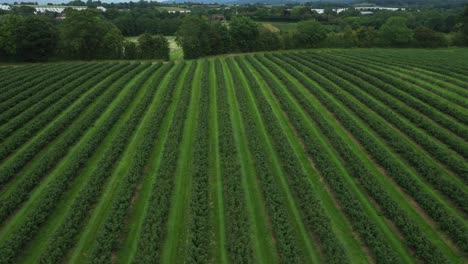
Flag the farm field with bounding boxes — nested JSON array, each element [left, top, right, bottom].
[[0, 49, 467, 263]]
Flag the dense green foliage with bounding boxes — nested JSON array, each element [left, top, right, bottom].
[[1, 1, 467, 61], [0, 49, 466, 264]]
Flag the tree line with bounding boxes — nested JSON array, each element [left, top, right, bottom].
[[1, 3, 468, 62], [0, 9, 169, 62], [176, 7, 468, 59]]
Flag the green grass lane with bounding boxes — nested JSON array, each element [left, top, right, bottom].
[[207, 59, 228, 264], [232, 58, 322, 263], [160, 61, 202, 263], [243, 56, 369, 263], [265, 54, 416, 263], [222, 58, 278, 264], [3, 64, 150, 263], [66, 64, 167, 263], [170, 50, 183, 60], [115, 62, 188, 264]]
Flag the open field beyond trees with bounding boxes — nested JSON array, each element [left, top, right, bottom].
[[0, 49, 467, 264]]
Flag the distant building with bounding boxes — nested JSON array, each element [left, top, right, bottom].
[[97, 6, 106, 12], [167, 10, 190, 14], [311, 6, 404, 15], [355, 6, 405, 11], [311, 8, 347, 14], [34, 6, 86, 14], [32, 6, 106, 14], [0, 4, 11, 10]]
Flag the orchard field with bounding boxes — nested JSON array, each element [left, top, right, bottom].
[[0, 49, 467, 264]]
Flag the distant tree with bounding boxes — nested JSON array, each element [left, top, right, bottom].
[[138, 33, 169, 60], [11, 6, 35, 16], [414, 26, 447, 47], [463, 4, 468, 45], [207, 22, 231, 55], [15, 16, 58, 61], [59, 9, 124, 60], [343, 25, 359, 47], [0, 15, 22, 58], [123, 41, 139, 59], [176, 15, 211, 59], [280, 31, 296, 49], [291, 6, 312, 20], [229, 16, 259, 52], [295, 19, 327, 48], [356, 26, 378, 47], [100, 26, 124, 59], [256, 28, 283, 51], [380, 17, 414, 46]]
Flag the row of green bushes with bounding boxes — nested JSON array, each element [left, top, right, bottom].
[[133, 62, 195, 263], [214, 59, 253, 263], [272, 53, 467, 254], [0, 63, 145, 264], [240, 56, 350, 263], [87, 63, 174, 263], [39, 63, 159, 262]]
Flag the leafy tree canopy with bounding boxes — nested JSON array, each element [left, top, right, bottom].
[[379, 16, 413, 46]]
